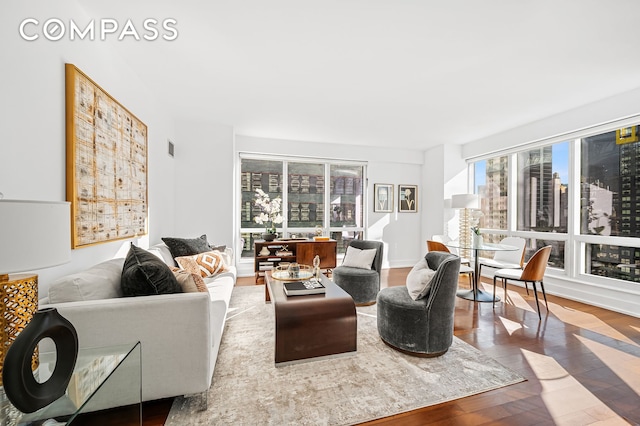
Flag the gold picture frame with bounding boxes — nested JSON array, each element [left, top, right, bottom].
[[398, 184, 418, 213], [65, 64, 148, 248], [373, 183, 393, 212]]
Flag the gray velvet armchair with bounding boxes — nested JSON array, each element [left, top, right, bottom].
[[376, 251, 460, 357], [332, 240, 384, 306]]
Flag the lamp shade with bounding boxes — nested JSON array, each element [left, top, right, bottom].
[[0, 200, 71, 274], [451, 194, 479, 209]]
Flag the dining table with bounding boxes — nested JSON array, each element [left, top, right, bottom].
[[445, 240, 518, 302]]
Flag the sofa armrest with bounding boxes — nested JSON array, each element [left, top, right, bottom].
[[41, 292, 213, 401]]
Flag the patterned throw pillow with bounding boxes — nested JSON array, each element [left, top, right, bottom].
[[172, 270, 208, 293], [175, 250, 229, 278], [161, 234, 211, 258]]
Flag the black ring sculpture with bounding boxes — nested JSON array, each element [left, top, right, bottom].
[[3, 307, 78, 413]]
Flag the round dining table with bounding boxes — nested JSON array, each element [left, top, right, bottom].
[[445, 240, 518, 302]]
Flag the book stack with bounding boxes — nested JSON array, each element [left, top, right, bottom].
[[283, 279, 326, 296]]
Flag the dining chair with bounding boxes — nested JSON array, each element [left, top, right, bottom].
[[427, 240, 474, 287], [478, 237, 526, 286], [492, 245, 552, 319]]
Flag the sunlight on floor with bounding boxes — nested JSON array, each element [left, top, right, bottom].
[[480, 282, 536, 314], [521, 349, 628, 425], [497, 316, 526, 335], [548, 302, 638, 346], [575, 334, 640, 395]]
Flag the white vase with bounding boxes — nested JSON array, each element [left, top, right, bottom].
[[472, 234, 483, 247]]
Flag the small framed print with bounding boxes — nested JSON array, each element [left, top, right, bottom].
[[374, 183, 393, 212], [398, 184, 418, 213]]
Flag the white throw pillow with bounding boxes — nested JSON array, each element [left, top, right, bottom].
[[406, 258, 437, 300], [48, 258, 125, 303], [342, 246, 377, 270]]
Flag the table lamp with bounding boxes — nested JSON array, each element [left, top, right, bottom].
[[0, 199, 71, 384], [451, 194, 480, 259]]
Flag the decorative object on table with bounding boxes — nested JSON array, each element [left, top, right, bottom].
[[287, 263, 301, 278], [451, 193, 482, 259], [315, 225, 323, 237], [471, 226, 483, 247], [373, 183, 393, 213], [253, 188, 283, 241], [283, 279, 326, 296], [259, 247, 271, 256], [3, 307, 78, 413], [398, 184, 417, 212], [65, 64, 148, 248], [0, 200, 71, 386], [272, 264, 314, 281], [313, 255, 321, 279]]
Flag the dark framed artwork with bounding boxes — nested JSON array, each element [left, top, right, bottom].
[[373, 184, 393, 213], [398, 184, 418, 213], [65, 64, 148, 248]]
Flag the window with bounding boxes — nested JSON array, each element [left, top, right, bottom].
[[239, 156, 365, 258], [474, 155, 509, 230], [581, 129, 640, 237], [586, 244, 640, 282], [517, 142, 569, 233]]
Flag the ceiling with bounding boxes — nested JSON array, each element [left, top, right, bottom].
[[81, 0, 640, 151]]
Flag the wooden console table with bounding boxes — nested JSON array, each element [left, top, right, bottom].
[[254, 239, 337, 283]]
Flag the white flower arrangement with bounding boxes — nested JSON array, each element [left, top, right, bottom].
[[253, 188, 284, 234]]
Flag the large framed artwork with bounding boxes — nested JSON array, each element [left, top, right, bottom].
[[398, 184, 418, 213], [65, 64, 148, 248], [373, 183, 393, 212]]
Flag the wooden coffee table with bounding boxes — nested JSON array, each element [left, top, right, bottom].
[[265, 272, 357, 365]]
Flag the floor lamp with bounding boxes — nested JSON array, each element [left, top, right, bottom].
[[0, 199, 71, 384], [451, 194, 480, 260]]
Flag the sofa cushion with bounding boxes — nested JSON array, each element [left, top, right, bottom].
[[161, 234, 211, 259], [47, 258, 125, 303], [121, 244, 182, 297], [176, 250, 229, 278], [342, 246, 377, 269], [173, 270, 208, 293], [148, 243, 177, 267], [406, 258, 437, 300]]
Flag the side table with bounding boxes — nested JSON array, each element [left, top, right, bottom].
[[1, 342, 142, 426]]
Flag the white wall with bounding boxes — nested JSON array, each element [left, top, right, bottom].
[[235, 135, 424, 275], [173, 120, 235, 247], [1, 2, 177, 297]]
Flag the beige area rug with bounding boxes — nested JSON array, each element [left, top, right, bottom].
[[167, 286, 524, 425]]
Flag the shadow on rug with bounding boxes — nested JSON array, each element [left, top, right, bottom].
[[167, 286, 524, 425]]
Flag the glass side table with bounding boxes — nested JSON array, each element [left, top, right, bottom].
[[1, 342, 142, 426]]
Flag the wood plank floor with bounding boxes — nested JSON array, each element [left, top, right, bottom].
[[79, 269, 640, 425]]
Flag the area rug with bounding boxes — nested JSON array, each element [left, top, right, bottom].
[[167, 286, 524, 425]]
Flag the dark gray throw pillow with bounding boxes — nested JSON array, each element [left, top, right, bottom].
[[121, 244, 182, 297], [162, 234, 211, 258]]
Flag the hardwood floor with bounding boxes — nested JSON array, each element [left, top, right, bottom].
[[85, 269, 640, 425]]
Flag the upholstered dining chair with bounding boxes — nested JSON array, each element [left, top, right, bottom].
[[493, 245, 552, 319], [332, 240, 384, 305], [478, 237, 526, 281], [427, 240, 473, 288]]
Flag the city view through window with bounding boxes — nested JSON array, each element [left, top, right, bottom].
[[472, 125, 640, 282]]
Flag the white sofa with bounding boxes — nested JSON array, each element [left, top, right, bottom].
[[39, 243, 235, 404]]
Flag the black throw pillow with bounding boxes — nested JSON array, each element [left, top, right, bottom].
[[161, 234, 211, 258], [121, 244, 182, 297]]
